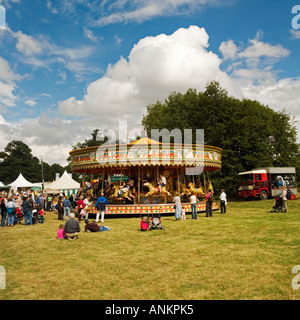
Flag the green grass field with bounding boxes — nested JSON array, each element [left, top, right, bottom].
[[1, 199, 300, 300]]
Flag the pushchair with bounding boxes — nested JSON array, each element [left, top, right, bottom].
[[149, 214, 164, 230], [15, 208, 23, 224], [32, 209, 39, 224], [270, 196, 283, 212]]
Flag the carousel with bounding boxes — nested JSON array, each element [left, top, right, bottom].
[[69, 137, 223, 216]]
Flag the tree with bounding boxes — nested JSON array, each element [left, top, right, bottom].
[[142, 81, 300, 196], [0, 141, 67, 185]]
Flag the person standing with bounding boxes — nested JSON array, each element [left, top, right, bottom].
[[0, 197, 7, 227], [57, 196, 64, 220], [95, 193, 108, 223], [63, 195, 71, 220], [219, 189, 227, 214], [280, 186, 288, 213], [173, 192, 182, 221], [205, 189, 214, 217], [77, 195, 85, 223], [46, 194, 52, 211], [190, 192, 198, 220], [84, 195, 93, 220], [22, 196, 33, 225], [6, 197, 16, 227]]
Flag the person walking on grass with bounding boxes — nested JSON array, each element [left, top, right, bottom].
[[6, 197, 16, 227], [219, 189, 227, 214]]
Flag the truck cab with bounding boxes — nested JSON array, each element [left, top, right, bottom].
[[238, 167, 297, 200]]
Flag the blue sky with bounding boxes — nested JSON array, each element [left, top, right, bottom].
[[0, 0, 299, 165]]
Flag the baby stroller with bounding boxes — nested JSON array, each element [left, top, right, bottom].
[[15, 208, 23, 224], [32, 209, 39, 224], [271, 196, 283, 212], [149, 214, 164, 231]]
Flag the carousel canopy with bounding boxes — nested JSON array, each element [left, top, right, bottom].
[[69, 138, 223, 174], [8, 173, 34, 189]]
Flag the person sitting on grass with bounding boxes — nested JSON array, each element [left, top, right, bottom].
[[57, 224, 67, 239], [84, 219, 110, 232], [64, 212, 80, 240]]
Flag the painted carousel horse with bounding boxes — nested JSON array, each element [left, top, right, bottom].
[[188, 182, 205, 197], [109, 184, 120, 198], [143, 182, 172, 197], [181, 184, 191, 195]]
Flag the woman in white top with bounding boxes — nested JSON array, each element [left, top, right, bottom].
[[173, 192, 181, 221], [83, 195, 93, 220]]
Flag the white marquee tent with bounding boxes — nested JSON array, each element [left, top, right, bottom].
[[8, 173, 34, 191], [45, 171, 80, 196]]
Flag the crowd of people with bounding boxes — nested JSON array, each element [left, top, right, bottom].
[[0, 191, 47, 227]]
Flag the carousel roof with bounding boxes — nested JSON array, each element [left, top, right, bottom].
[[69, 137, 223, 173]]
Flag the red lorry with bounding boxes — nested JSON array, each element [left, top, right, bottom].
[[238, 167, 297, 200]]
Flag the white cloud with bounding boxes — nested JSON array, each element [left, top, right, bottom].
[[0, 56, 20, 81], [93, 0, 220, 26], [58, 25, 238, 128], [238, 39, 290, 59], [25, 99, 37, 107], [219, 40, 238, 60], [290, 29, 300, 39], [83, 27, 98, 42], [0, 57, 19, 107], [13, 30, 44, 56]]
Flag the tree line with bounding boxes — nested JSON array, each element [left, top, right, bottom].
[[0, 140, 69, 185]]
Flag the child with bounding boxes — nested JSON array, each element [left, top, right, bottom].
[[16, 208, 23, 224], [57, 224, 66, 239], [38, 207, 45, 224], [79, 208, 87, 222], [181, 207, 186, 220]]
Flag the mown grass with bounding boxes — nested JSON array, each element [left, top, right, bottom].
[[1, 199, 300, 300]]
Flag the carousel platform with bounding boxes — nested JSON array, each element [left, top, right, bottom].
[[87, 201, 219, 215]]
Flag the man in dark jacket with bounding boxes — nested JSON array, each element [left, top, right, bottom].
[[84, 219, 110, 232], [22, 196, 33, 225], [64, 212, 80, 239]]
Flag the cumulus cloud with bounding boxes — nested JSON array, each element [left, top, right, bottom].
[[58, 26, 238, 129]]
